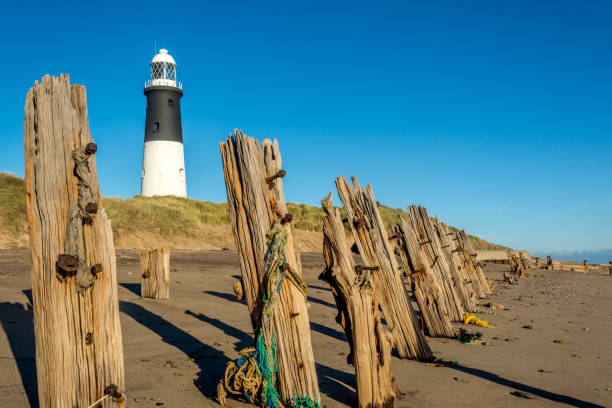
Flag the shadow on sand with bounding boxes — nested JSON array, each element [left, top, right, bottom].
[[310, 321, 347, 342], [203, 290, 245, 304], [185, 309, 251, 350], [316, 362, 355, 406], [119, 301, 228, 398], [452, 364, 605, 408], [0, 292, 38, 407], [119, 282, 141, 297], [307, 296, 337, 309]]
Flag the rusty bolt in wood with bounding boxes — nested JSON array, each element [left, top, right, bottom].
[[280, 213, 293, 224], [354, 265, 380, 274], [104, 384, 125, 402], [266, 169, 286, 183], [142, 272, 151, 279], [91, 263, 103, 276], [57, 254, 78, 272], [85, 202, 98, 214], [85, 332, 92, 345], [85, 142, 97, 155]]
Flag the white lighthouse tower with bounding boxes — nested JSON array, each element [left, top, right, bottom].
[[141, 48, 187, 197]]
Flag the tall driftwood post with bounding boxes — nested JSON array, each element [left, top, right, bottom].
[[433, 219, 479, 308], [456, 230, 492, 295], [408, 205, 465, 322], [140, 248, 170, 299], [24, 75, 125, 407], [336, 176, 432, 361], [320, 194, 398, 407], [219, 130, 320, 405], [391, 218, 455, 338]]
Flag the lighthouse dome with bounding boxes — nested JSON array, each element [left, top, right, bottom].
[[151, 49, 176, 64], [147, 48, 182, 89]]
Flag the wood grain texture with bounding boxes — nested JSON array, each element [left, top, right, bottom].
[[456, 230, 492, 294], [336, 176, 432, 361], [24, 74, 124, 407], [321, 193, 398, 408], [140, 248, 170, 299], [391, 218, 455, 338], [408, 205, 465, 322], [219, 130, 320, 404], [433, 219, 479, 310]]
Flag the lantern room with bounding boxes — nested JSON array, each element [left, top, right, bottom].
[[145, 49, 182, 89]]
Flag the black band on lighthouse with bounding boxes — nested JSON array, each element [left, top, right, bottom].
[[144, 85, 184, 143]]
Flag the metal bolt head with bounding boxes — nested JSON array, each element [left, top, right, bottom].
[[91, 263, 103, 275], [57, 254, 78, 272], [85, 202, 98, 214], [266, 169, 287, 183], [281, 213, 293, 224], [85, 332, 92, 345], [104, 384, 119, 396], [85, 143, 97, 155]]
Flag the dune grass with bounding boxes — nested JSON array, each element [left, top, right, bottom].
[[0, 172, 507, 250], [0, 173, 27, 244]]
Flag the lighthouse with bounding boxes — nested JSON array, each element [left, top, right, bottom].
[[141, 48, 186, 197]]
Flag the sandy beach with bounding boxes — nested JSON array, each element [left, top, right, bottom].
[[0, 249, 610, 408]]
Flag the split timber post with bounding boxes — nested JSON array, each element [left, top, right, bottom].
[[24, 75, 125, 407], [456, 230, 492, 295], [320, 194, 398, 407], [335, 176, 432, 361], [140, 248, 170, 299], [434, 217, 484, 302], [391, 218, 455, 338], [408, 205, 465, 322], [432, 218, 478, 312], [219, 130, 320, 405]]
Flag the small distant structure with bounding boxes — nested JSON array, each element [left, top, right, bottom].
[[141, 48, 186, 197], [475, 250, 510, 264]]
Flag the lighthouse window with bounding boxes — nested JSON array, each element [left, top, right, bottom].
[[168, 99, 174, 108], [153, 122, 159, 132]]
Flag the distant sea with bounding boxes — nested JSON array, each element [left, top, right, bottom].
[[533, 249, 612, 265]]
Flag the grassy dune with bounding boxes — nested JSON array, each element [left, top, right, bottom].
[[0, 172, 507, 251]]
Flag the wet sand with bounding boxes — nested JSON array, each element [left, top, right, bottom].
[[0, 249, 610, 407]]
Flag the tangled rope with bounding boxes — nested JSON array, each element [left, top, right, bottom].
[[218, 222, 318, 408], [463, 312, 492, 328]]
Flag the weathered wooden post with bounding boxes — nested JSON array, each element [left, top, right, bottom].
[[24, 75, 125, 407], [456, 229, 492, 294], [408, 205, 464, 322], [391, 218, 455, 338], [218, 130, 320, 406], [433, 219, 478, 310], [140, 248, 170, 299], [320, 194, 398, 407], [336, 176, 432, 361]]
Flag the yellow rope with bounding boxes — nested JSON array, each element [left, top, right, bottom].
[[218, 346, 268, 407], [463, 312, 492, 328]]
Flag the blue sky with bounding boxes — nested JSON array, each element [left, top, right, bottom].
[[1, 1, 611, 254]]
